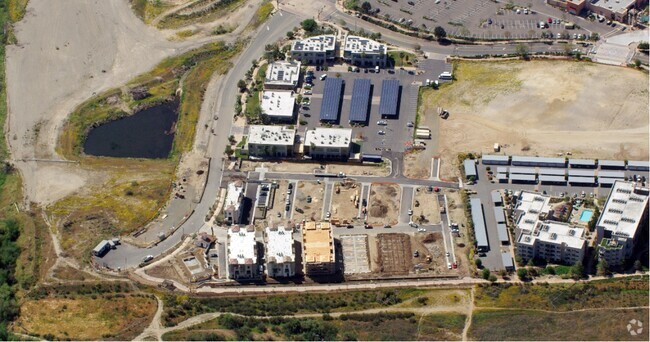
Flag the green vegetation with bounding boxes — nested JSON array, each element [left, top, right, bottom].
[[388, 50, 416, 67], [470, 308, 649, 341], [59, 40, 241, 160], [157, 0, 246, 29], [475, 277, 648, 311], [162, 312, 466, 341], [130, 0, 173, 24], [176, 29, 197, 38], [162, 289, 428, 326], [246, 0, 274, 32], [52, 40, 243, 261]]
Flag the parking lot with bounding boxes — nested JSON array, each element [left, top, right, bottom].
[[298, 62, 449, 155], [366, 0, 591, 40]]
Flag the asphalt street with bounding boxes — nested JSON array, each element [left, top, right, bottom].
[[99, 11, 302, 269]]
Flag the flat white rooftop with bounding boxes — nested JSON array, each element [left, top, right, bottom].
[[590, 0, 636, 13], [261, 91, 295, 118], [344, 35, 386, 55], [292, 35, 336, 53], [265, 61, 301, 87], [247, 125, 295, 146], [518, 221, 586, 250], [265, 226, 295, 263], [304, 127, 352, 148], [515, 191, 552, 233], [228, 225, 256, 265], [226, 181, 244, 209], [598, 180, 649, 238]]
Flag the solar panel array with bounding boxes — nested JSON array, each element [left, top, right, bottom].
[[320, 78, 344, 121], [349, 79, 371, 122], [379, 79, 400, 116]]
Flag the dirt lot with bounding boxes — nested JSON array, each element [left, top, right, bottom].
[[293, 181, 325, 222], [367, 184, 401, 226], [413, 188, 441, 225], [418, 61, 649, 179], [241, 160, 391, 177], [403, 150, 433, 179], [374, 233, 413, 275], [445, 190, 472, 276], [330, 180, 362, 223], [412, 232, 448, 275]]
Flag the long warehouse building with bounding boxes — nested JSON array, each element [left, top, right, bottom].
[[470, 198, 489, 252]]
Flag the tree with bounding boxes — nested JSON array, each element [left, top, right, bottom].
[[517, 268, 529, 280], [237, 79, 247, 92], [597, 259, 610, 277], [482, 268, 491, 280], [286, 31, 295, 39], [638, 41, 649, 50], [361, 1, 372, 13], [587, 207, 600, 231], [634, 260, 643, 272], [489, 274, 498, 283], [475, 258, 483, 268], [570, 261, 584, 280], [515, 43, 529, 58], [433, 26, 447, 41], [301, 19, 318, 33]]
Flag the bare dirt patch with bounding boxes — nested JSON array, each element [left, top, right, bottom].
[[412, 232, 448, 275], [403, 150, 432, 179], [330, 180, 362, 223], [367, 183, 400, 226], [413, 187, 441, 225], [420, 61, 649, 179], [293, 181, 325, 222], [375, 233, 412, 275]]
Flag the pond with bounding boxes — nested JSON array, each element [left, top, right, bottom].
[[83, 100, 179, 158]]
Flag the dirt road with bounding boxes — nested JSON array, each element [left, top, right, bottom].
[[5, 0, 219, 205]]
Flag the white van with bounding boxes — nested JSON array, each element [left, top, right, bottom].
[[439, 71, 453, 80], [375, 65, 380, 73]]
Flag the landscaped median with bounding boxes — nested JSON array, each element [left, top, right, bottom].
[[51, 40, 243, 262]]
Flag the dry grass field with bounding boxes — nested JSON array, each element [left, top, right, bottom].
[[417, 60, 649, 178], [15, 294, 157, 340]]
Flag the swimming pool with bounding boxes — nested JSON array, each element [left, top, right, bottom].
[[579, 210, 594, 222]]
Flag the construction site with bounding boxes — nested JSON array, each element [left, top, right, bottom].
[[367, 184, 401, 227]]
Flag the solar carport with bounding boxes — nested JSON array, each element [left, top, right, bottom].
[[349, 79, 371, 123], [379, 79, 400, 117], [320, 78, 344, 122]]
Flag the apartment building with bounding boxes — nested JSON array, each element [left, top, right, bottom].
[[343, 35, 387, 67], [227, 225, 259, 280], [246, 125, 296, 158], [290, 35, 336, 64], [302, 221, 336, 275], [224, 180, 245, 225], [265, 61, 301, 90], [264, 225, 296, 277], [516, 221, 587, 265], [303, 127, 352, 160], [596, 180, 649, 266]]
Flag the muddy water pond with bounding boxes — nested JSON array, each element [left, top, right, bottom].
[[83, 101, 178, 158]]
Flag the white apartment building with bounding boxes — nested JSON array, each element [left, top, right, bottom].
[[343, 35, 387, 67], [264, 61, 301, 90], [516, 221, 587, 265], [596, 180, 649, 266], [303, 127, 352, 160], [261, 90, 295, 121], [227, 225, 259, 280], [513, 190, 587, 265], [290, 35, 336, 64], [264, 225, 296, 277], [246, 125, 296, 158], [224, 180, 245, 225]]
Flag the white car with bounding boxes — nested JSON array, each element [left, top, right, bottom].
[[406, 121, 414, 127], [320, 74, 327, 80], [446, 252, 450, 257], [447, 262, 452, 269], [326, 211, 331, 218], [377, 130, 386, 135], [304, 90, 312, 95], [408, 209, 413, 215], [143, 255, 154, 263], [377, 120, 388, 125], [418, 228, 426, 232]]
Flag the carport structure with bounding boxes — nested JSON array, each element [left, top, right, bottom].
[[379, 79, 400, 118], [348, 78, 371, 124], [320, 78, 344, 122]]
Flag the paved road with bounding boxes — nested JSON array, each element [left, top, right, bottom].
[[99, 12, 302, 269], [323, 9, 592, 58], [399, 186, 415, 225]]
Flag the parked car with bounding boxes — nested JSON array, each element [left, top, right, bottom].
[[143, 255, 154, 263], [406, 121, 414, 127], [320, 74, 327, 80], [377, 130, 386, 135], [377, 120, 388, 125]]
